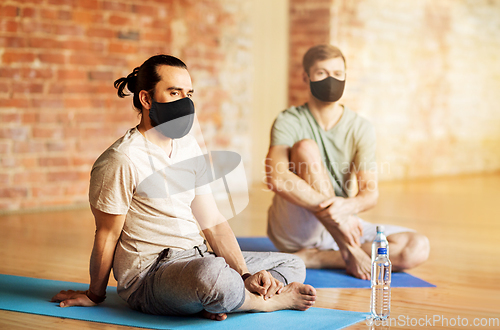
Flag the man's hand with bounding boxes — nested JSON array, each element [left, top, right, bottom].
[[315, 210, 363, 247], [244, 270, 284, 300], [315, 196, 356, 220], [336, 215, 363, 247], [314, 196, 363, 246], [51, 290, 96, 308]]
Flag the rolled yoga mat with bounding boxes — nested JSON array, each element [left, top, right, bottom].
[[236, 237, 436, 288], [0, 274, 370, 330]]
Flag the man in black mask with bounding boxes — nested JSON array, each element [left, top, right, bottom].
[[51, 54, 317, 320], [265, 44, 430, 280]]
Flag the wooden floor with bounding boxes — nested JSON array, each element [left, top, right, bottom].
[[1, 173, 500, 329]]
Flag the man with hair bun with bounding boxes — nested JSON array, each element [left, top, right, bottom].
[[51, 54, 316, 320], [265, 44, 430, 280]]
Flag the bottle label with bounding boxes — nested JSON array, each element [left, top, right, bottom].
[[377, 247, 387, 255]]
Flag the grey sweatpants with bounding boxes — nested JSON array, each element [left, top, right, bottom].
[[127, 243, 306, 316]]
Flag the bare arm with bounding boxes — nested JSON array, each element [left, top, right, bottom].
[[51, 206, 125, 307], [352, 169, 379, 212], [267, 144, 378, 247], [265, 145, 327, 212], [316, 170, 379, 219], [192, 193, 249, 275], [88, 206, 126, 296]]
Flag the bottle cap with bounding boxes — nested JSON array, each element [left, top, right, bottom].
[[376, 225, 385, 233], [377, 247, 387, 255]]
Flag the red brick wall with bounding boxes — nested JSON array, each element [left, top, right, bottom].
[[288, 0, 331, 106], [0, 0, 252, 212], [287, 0, 500, 179]]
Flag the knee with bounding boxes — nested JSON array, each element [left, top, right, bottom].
[[194, 257, 245, 313], [192, 257, 230, 293], [286, 254, 307, 284], [397, 233, 430, 269], [291, 139, 321, 162], [268, 253, 307, 284]]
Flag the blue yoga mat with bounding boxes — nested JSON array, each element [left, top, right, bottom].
[[0, 274, 369, 330], [237, 237, 435, 288]]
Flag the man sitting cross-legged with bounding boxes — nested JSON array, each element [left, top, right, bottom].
[[51, 54, 316, 320], [265, 45, 430, 280]]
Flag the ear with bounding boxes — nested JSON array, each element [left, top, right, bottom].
[[302, 71, 309, 85], [139, 90, 152, 110]]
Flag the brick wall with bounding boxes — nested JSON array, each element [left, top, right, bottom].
[[288, 0, 331, 106], [288, 0, 500, 180], [0, 0, 252, 212]]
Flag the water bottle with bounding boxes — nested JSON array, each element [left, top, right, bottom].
[[371, 225, 389, 262], [370, 247, 391, 320]]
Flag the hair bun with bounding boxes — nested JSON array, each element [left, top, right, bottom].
[[126, 67, 139, 94]]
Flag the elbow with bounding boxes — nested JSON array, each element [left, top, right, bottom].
[[358, 188, 378, 210], [266, 175, 277, 192], [95, 227, 121, 247], [264, 160, 278, 192], [264, 156, 287, 193]]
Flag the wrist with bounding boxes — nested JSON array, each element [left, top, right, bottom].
[[86, 289, 106, 304], [241, 273, 251, 282], [312, 197, 329, 213], [311, 203, 323, 213]]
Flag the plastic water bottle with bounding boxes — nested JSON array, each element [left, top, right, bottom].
[[370, 247, 391, 320], [371, 225, 389, 262]]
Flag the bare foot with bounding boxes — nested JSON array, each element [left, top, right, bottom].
[[344, 246, 371, 280], [293, 248, 346, 269], [293, 246, 371, 280], [200, 310, 227, 321], [263, 282, 317, 312], [293, 248, 320, 268]]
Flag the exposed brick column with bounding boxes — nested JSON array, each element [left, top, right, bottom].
[[287, 0, 500, 179], [288, 0, 332, 107]]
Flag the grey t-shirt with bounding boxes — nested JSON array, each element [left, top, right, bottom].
[[89, 127, 211, 301], [270, 103, 377, 197]]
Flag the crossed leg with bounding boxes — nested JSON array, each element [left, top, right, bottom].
[[288, 139, 429, 278], [128, 248, 317, 321], [294, 232, 430, 271], [238, 252, 316, 313]]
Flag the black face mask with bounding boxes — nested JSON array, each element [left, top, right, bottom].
[[310, 76, 345, 103], [149, 97, 195, 139]]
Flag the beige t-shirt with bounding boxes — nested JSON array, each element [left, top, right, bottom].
[[89, 127, 211, 301]]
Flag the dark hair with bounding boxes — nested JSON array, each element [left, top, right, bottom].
[[302, 44, 346, 76], [114, 54, 188, 113]]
